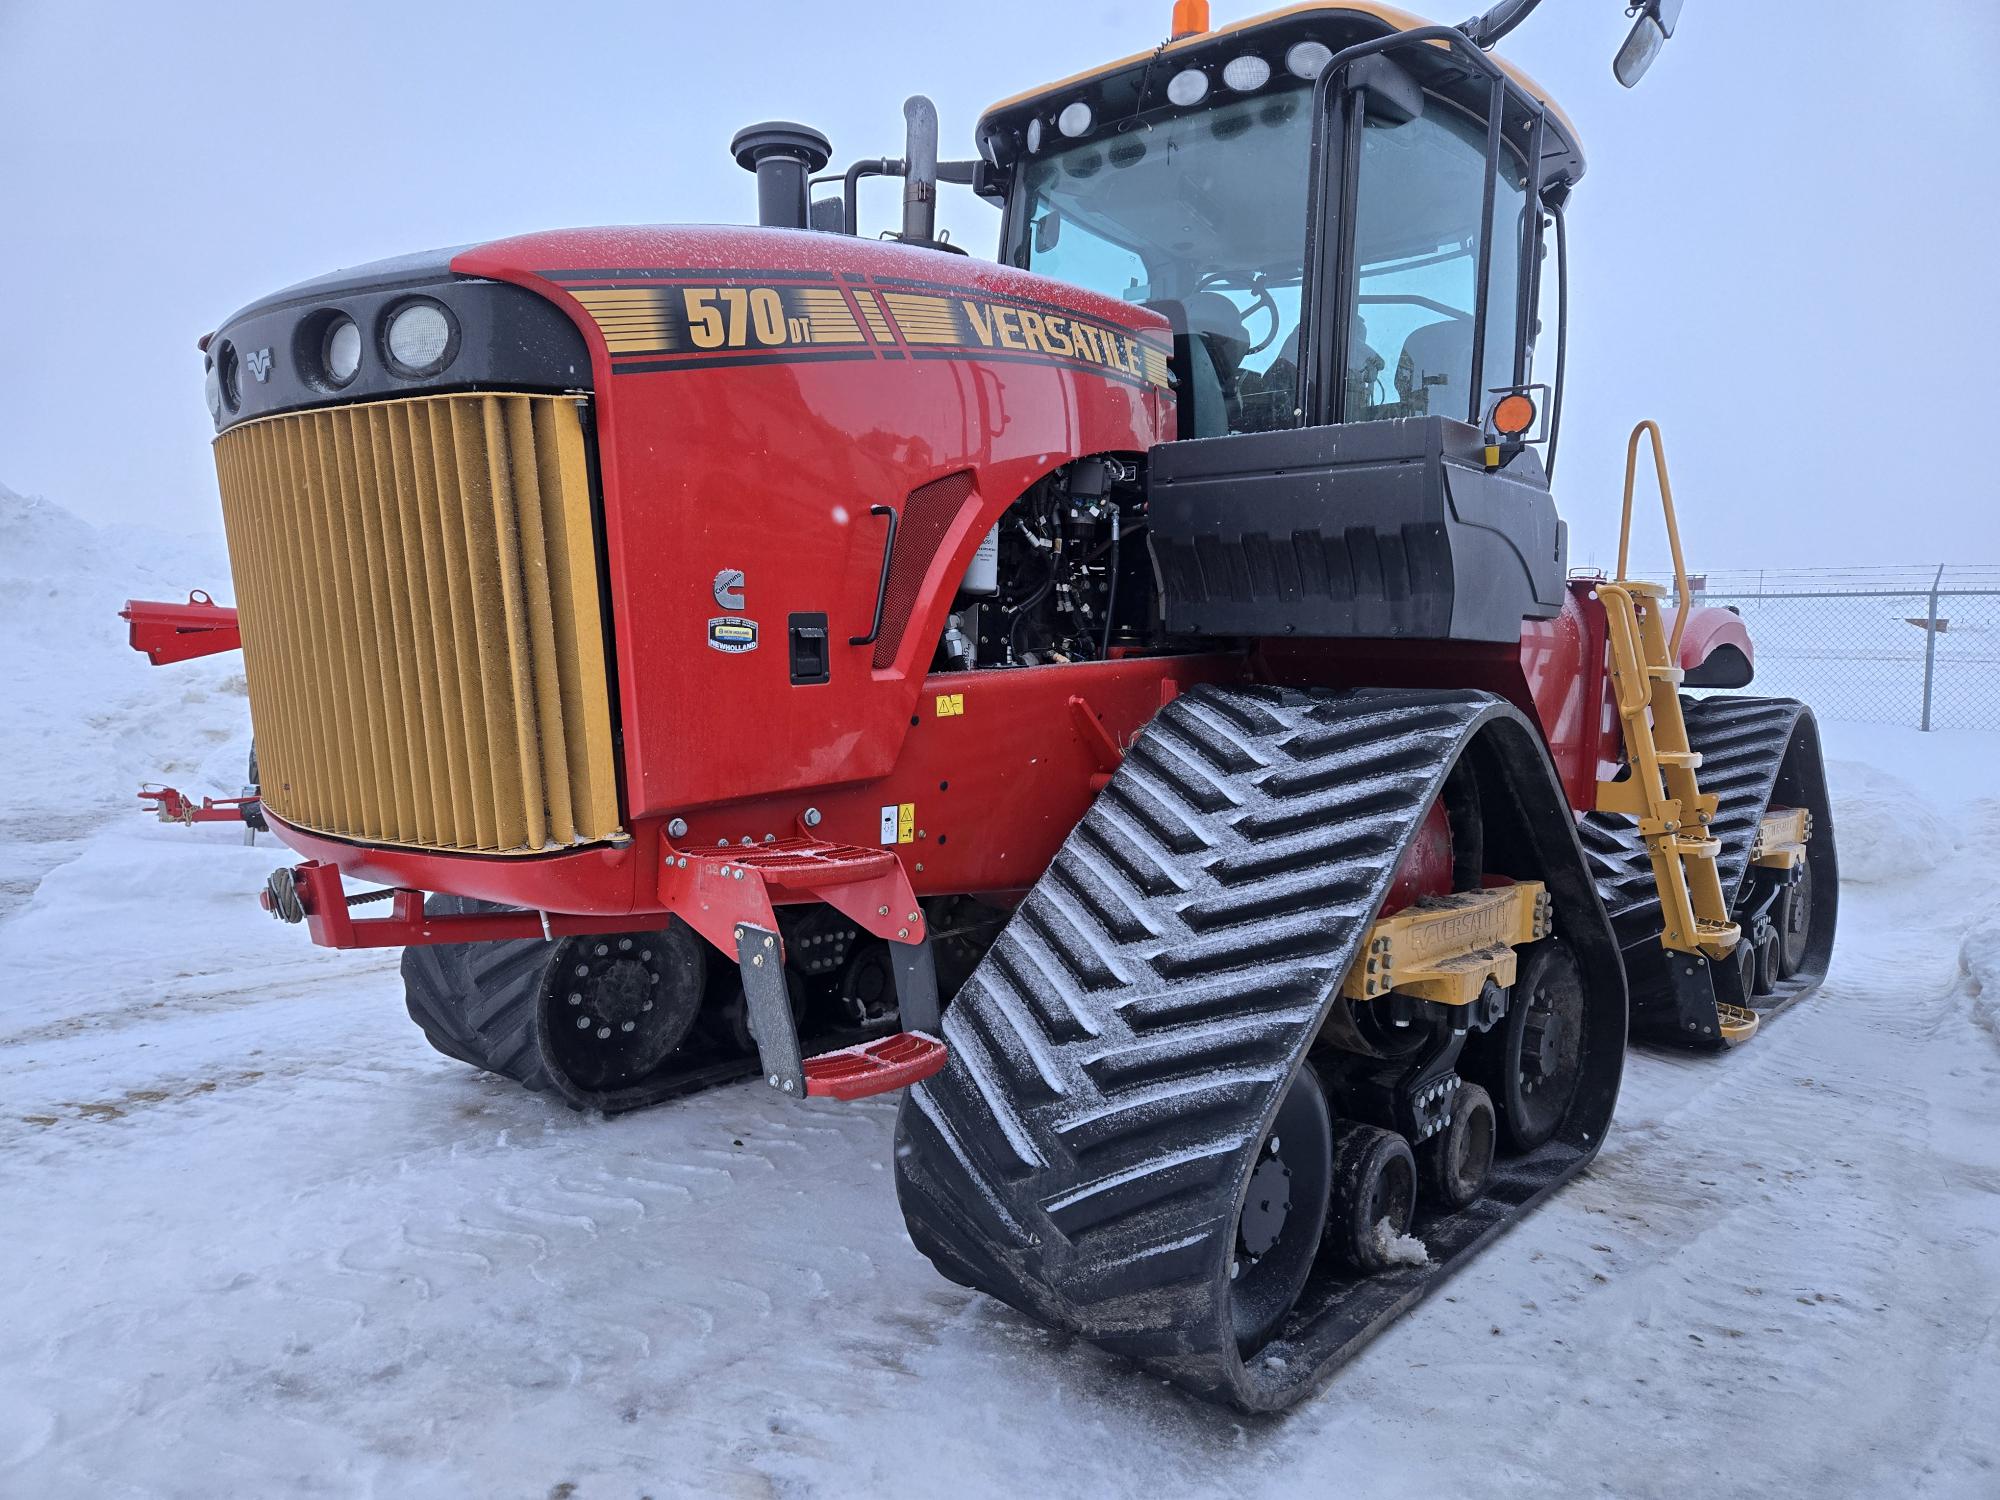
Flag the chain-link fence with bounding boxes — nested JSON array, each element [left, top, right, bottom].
[[1649, 566, 2000, 731]]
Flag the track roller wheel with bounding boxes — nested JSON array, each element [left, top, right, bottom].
[[1418, 1080, 1496, 1212], [1778, 860, 1814, 978], [1324, 1122, 1418, 1274], [836, 941, 898, 1027], [1231, 1064, 1333, 1354], [1753, 928, 1782, 997], [1470, 936, 1585, 1154], [707, 969, 808, 1056]]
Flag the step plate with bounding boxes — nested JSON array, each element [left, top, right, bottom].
[[804, 1032, 949, 1100]]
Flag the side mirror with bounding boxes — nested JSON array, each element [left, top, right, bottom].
[[1034, 211, 1062, 254], [1614, 0, 1685, 88]]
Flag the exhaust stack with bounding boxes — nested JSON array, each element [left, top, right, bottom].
[[900, 96, 939, 245], [730, 122, 833, 230]]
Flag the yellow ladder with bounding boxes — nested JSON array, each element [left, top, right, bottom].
[[1595, 423, 1744, 979]]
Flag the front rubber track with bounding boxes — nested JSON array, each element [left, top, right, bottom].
[[1579, 695, 1840, 1042], [893, 686, 1626, 1412]]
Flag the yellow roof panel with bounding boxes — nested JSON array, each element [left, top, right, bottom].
[[981, 2, 1580, 153]]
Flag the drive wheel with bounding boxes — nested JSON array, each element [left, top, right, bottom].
[[1324, 1122, 1418, 1274], [1474, 937, 1585, 1154], [1778, 861, 1814, 978], [544, 931, 706, 1093], [1231, 1062, 1333, 1355], [1418, 1081, 1496, 1212]]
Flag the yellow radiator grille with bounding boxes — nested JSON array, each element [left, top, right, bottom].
[[213, 393, 623, 855]]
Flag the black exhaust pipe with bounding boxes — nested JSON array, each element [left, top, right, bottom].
[[730, 122, 832, 230], [900, 96, 939, 246]]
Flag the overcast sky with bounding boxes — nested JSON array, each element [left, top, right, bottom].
[[3, 0, 1996, 571]]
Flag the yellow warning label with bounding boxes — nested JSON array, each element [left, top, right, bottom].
[[935, 692, 965, 718], [898, 803, 915, 844]]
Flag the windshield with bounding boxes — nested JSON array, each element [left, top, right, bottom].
[[1010, 85, 1316, 437]]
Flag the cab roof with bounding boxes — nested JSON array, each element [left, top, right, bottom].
[[978, 2, 1583, 189]]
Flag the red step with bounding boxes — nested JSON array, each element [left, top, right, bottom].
[[803, 1032, 948, 1101]]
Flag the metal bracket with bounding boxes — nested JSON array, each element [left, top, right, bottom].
[[888, 935, 943, 1034], [737, 923, 805, 1095]]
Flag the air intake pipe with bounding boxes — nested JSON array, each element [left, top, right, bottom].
[[730, 121, 833, 230], [900, 95, 939, 246]]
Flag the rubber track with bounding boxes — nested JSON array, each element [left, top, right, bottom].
[[400, 897, 760, 1115], [893, 684, 1618, 1411], [1578, 695, 1837, 1030]]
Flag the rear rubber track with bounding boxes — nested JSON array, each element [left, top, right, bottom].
[[893, 685, 1625, 1411], [400, 897, 765, 1114], [1580, 694, 1840, 1042]]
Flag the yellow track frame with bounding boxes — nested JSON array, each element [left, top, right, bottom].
[[1341, 882, 1551, 1005]]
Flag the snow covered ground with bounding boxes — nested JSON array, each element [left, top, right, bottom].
[[4, 483, 1998, 1499]]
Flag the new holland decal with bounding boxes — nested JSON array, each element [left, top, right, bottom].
[[547, 269, 1173, 391]]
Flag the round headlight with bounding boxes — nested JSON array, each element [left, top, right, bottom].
[[323, 316, 362, 386], [384, 300, 454, 377], [1026, 116, 1043, 154], [1286, 40, 1334, 79], [203, 356, 222, 421], [1222, 54, 1271, 92], [1057, 100, 1093, 138], [1167, 68, 1210, 107]]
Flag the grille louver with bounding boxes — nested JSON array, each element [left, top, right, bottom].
[[213, 393, 622, 855]]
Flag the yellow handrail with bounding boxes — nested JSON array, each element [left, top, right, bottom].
[[1598, 583, 1651, 716], [1616, 419, 1694, 656]]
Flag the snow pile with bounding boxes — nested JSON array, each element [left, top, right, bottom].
[[1819, 757, 1957, 884], [1370, 1218, 1430, 1268], [1956, 915, 2000, 1044], [0, 481, 244, 918]]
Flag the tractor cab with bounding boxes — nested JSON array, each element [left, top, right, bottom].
[[978, 3, 1584, 451]]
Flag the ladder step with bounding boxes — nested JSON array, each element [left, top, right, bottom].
[[1672, 837, 1722, 859], [1655, 751, 1703, 768], [1646, 665, 1686, 684]]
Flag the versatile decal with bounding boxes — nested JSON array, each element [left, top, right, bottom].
[[707, 616, 759, 653], [551, 269, 1173, 391]]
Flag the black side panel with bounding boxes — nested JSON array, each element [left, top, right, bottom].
[[1146, 417, 1565, 644]]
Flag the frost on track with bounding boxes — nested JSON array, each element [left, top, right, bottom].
[[5, 484, 2000, 1500], [1370, 1218, 1430, 1268]]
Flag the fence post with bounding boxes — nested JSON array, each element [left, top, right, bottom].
[[1920, 563, 1945, 731]]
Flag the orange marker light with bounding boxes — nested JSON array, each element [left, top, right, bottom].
[[1171, 0, 1210, 39], [1492, 392, 1537, 438]]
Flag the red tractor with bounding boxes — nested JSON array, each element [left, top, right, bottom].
[[129, 0, 1833, 1408]]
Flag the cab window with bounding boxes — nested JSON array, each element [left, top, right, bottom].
[[1344, 104, 1529, 424]]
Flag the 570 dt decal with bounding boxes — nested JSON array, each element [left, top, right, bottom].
[[551, 270, 1172, 391]]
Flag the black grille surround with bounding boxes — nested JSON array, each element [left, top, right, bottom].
[[206, 251, 592, 433]]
